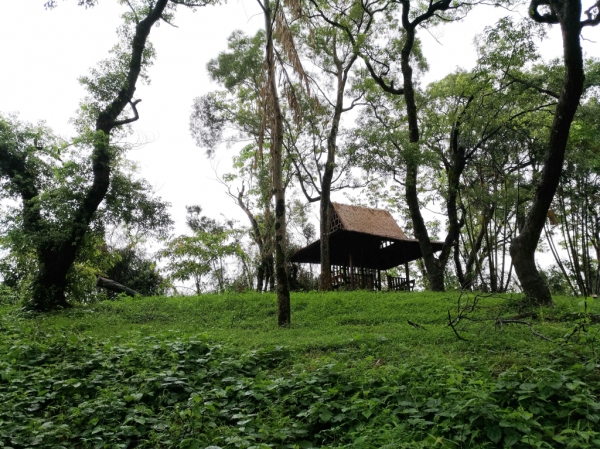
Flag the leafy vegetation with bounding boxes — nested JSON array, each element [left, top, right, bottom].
[[1, 291, 599, 448]]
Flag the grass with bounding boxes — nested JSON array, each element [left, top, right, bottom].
[[1, 291, 600, 448], [20, 290, 600, 363]]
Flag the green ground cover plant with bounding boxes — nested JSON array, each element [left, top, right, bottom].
[[1, 291, 599, 448]]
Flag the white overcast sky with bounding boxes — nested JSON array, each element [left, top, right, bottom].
[[1, 1, 598, 239]]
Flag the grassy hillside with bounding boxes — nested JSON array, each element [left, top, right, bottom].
[[1, 291, 599, 448]]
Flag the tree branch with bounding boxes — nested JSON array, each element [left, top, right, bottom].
[[582, 1, 600, 27], [112, 99, 142, 127], [507, 74, 559, 99], [528, 0, 559, 24]]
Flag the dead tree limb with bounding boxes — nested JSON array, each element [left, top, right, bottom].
[[495, 319, 553, 342], [97, 276, 141, 297], [448, 310, 469, 341]]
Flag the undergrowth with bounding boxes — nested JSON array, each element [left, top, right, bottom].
[[1, 291, 599, 448]]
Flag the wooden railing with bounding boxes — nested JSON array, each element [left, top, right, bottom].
[[329, 268, 414, 291], [331, 266, 378, 290], [387, 275, 415, 291]]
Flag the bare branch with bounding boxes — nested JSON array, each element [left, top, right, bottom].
[[495, 319, 553, 341], [448, 310, 469, 341], [169, 0, 213, 6], [125, 0, 139, 23], [582, 1, 600, 27], [160, 14, 179, 27]]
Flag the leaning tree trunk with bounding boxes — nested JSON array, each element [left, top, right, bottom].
[[264, 0, 291, 325], [28, 0, 169, 311], [235, 189, 269, 292], [96, 276, 141, 297], [510, 0, 586, 306]]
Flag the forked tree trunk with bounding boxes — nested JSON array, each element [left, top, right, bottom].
[[235, 190, 271, 293], [405, 161, 445, 291], [463, 205, 494, 290], [510, 0, 587, 306]]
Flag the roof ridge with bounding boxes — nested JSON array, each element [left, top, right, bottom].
[[331, 201, 390, 213], [330, 202, 408, 241]]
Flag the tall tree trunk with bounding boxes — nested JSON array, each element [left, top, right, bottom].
[[454, 241, 466, 287], [256, 264, 265, 292], [319, 194, 333, 290], [264, 0, 291, 325], [499, 180, 509, 291], [510, 0, 586, 306], [405, 162, 445, 290], [319, 40, 356, 291], [399, 8, 445, 291], [485, 229, 498, 292]]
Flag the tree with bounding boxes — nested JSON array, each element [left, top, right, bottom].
[[160, 206, 244, 294], [190, 30, 278, 293], [509, 0, 600, 305], [262, 0, 291, 324], [320, 0, 482, 291], [0, 113, 173, 303], [253, 0, 311, 324], [353, 19, 554, 291], [545, 94, 600, 296], [0, 0, 174, 310]]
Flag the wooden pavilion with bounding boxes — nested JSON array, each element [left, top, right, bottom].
[[290, 203, 443, 291]]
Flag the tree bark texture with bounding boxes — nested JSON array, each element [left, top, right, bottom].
[[510, 0, 586, 305]]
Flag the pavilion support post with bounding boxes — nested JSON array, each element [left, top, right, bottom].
[[349, 253, 355, 290], [405, 262, 410, 291], [377, 269, 381, 291]]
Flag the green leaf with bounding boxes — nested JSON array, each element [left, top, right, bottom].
[[485, 425, 502, 444]]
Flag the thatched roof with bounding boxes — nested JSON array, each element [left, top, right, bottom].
[[331, 203, 409, 240]]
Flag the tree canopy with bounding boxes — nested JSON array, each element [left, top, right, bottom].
[[1, 0, 600, 315]]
